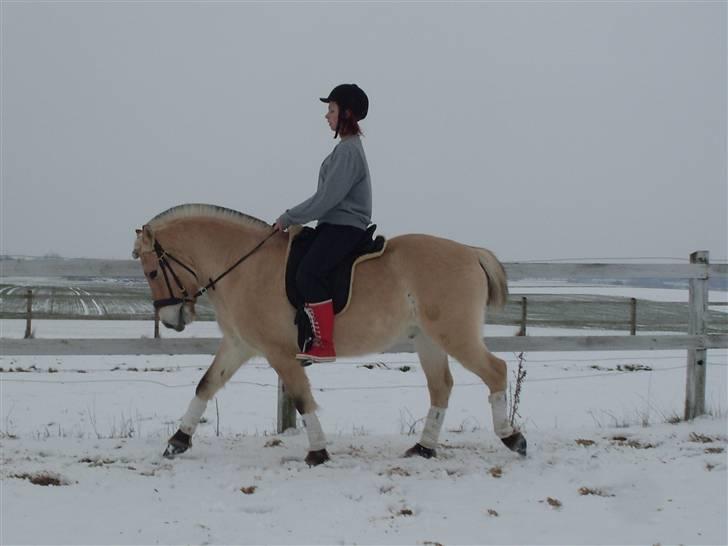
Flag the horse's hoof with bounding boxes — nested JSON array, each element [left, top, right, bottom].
[[163, 429, 192, 459], [501, 431, 527, 456], [404, 443, 436, 459], [305, 449, 330, 466]]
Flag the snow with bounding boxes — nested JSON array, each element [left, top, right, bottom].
[[2, 291, 727, 545]]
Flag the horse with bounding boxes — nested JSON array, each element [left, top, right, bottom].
[[133, 204, 526, 466]]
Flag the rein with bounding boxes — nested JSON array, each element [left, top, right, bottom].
[[152, 228, 279, 309]]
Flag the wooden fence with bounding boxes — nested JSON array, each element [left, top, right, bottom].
[[2, 252, 727, 429]]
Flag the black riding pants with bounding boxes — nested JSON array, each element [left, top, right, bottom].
[[296, 223, 366, 303]]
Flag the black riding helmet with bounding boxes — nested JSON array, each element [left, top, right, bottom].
[[320, 84, 368, 138]]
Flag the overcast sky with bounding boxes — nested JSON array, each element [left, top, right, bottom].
[[1, 1, 726, 262]]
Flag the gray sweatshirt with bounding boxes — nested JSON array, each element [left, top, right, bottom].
[[279, 136, 372, 230]]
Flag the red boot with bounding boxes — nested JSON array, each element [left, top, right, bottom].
[[296, 299, 336, 363]]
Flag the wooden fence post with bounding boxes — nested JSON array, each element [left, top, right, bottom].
[[154, 308, 160, 339], [518, 297, 527, 336], [685, 250, 709, 420], [24, 289, 33, 339], [277, 377, 297, 433], [629, 298, 637, 336]]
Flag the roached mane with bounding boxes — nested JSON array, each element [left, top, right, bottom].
[[148, 204, 270, 230]]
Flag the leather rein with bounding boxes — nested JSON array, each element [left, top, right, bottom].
[[151, 229, 278, 310]]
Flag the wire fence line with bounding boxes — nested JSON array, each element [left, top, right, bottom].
[[4, 361, 727, 392], [3, 254, 727, 427]]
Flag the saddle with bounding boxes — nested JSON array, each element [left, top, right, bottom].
[[285, 224, 387, 350]]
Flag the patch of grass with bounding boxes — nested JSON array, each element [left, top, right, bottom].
[[13, 471, 69, 486], [705, 447, 724, 454], [488, 466, 503, 478], [689, 432, 714, 443], [264, 438, 283, 448], [240, 486, 257, 495], [380, 466, 410, 477], [610, 436, 656, 449], [575, 439, 595, 447], [578, 487, 615, 497], [486, 509, 499, 517], [546, 497, 562, 509]]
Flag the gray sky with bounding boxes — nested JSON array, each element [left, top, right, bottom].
[[2, 1, 726, 262]]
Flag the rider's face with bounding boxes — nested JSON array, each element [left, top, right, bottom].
[[325, 102, 339, 132]]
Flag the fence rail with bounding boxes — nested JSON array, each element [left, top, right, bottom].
[[2, 252, 728, 428]]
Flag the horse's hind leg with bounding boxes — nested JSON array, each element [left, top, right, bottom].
[[265, 350, 329, 466], [446, 340, 527, 456], [404, 332, 453, 459], [164, 337, 255, 458]]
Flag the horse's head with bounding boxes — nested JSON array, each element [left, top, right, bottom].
[[133, 225, 198, 332]]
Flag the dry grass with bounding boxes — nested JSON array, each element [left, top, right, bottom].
[[578, 487, 615, 497], [488, 466, 503, 478], [575, 439, 595, 447], [263, 438, 283, 448], [12, 471, 69, 486], [610, 436, 655, 449], [689, 432, 714, 443], [240, 486, 257, 495], [546, 497, 562, 509], [379, 466, 410, 477]]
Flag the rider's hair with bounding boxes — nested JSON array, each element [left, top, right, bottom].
[[338, 108, 362, 137]]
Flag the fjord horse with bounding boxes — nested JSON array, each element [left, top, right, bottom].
[[133, 204, 526, 465]]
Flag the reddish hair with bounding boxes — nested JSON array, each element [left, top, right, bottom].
[[338, 108, 363, 137]]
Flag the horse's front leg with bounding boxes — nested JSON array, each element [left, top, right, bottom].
[[164, 337, 255, 458], [266, 350, 329, 466]]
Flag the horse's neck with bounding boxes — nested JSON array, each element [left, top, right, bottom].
[[162, 219, 265, 281]]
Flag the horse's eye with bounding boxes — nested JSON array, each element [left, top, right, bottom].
[[147, 270, 158, 280]]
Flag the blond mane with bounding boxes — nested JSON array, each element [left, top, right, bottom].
[[149, 204, 270, 231]]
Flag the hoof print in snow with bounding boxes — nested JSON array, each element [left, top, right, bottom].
[[380, 466, 411, 477], [305, 449, 330, 467], [264, 438, 283, 448], [240, 486, 257, 494], [501, 431, 527, 456], [404, 443, 436, 459], [163, 430, 191, 458]]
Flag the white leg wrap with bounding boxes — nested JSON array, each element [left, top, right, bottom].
[[179, 396, 208, 435], [420, 406, 447, 449], [489, 391, 515, 438], [302, 412, 327, 451]]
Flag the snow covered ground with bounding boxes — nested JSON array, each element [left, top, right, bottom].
[[1, 285, 727, 545]]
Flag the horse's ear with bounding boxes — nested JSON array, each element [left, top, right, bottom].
[[142, 224, 154, 244]]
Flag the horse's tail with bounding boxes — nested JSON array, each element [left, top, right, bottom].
[[472, 247, 509, 311]]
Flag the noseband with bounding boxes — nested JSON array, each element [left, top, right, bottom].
[[149, 229, 278, 310]]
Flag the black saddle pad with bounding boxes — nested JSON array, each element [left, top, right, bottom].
[[285, 224, 386, 315]]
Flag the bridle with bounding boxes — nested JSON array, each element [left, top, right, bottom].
[[147, 229, 278, 310]]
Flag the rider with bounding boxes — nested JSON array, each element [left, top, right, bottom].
[[274, 84, 372, 363]]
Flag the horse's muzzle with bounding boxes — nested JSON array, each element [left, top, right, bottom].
[[159, 303, 191, 332]]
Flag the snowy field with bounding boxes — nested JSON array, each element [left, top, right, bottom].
[[1, 285, 727, 545]]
